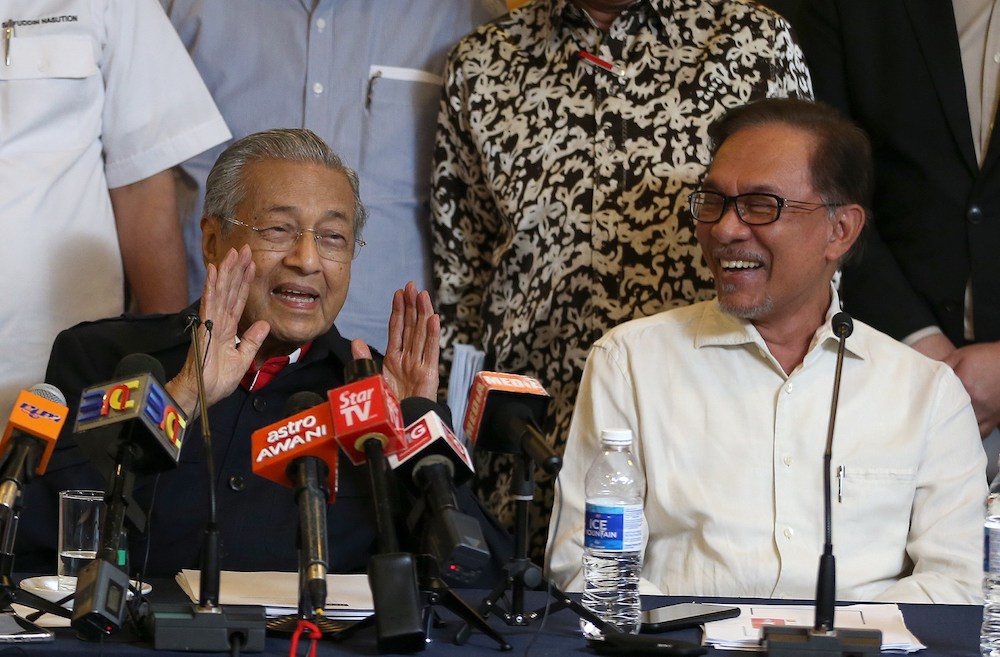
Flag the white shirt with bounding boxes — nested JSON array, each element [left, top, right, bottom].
[[547, 292, 987, 603], [0, 0, 229, 415]]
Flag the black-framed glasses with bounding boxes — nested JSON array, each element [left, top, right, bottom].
[[222, 217, 365, 263], [688, 190, 841, 226]]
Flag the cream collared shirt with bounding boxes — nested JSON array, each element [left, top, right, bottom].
[[547, 290, 986, 603]]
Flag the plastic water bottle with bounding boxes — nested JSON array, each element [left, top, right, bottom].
[[983, 492, 1000, 656], [581, 428, 645, 639]]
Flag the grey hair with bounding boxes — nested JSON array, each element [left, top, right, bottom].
[[203, 128, 368, 238]]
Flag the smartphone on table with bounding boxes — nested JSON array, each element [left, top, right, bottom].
[[0, 612, 54, 642], [640, 602, 740, 633]]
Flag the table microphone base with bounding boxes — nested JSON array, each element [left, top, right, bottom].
[[266, 613, 354, 636], [150, 602, 266, 652], [763, 624, 881, 656]]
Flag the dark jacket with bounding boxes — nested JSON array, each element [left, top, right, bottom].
[[793, 0, 1000, 343]]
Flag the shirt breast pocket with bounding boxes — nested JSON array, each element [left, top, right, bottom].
[[0, 34, 99, 151], [360, 65, 443, 202], [836, 466, 917, 551]]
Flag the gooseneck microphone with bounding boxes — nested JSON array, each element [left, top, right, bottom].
[[763, 311, 881, 656], [149, 317, 266, 652]]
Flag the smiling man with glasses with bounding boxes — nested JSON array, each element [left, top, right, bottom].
[[11, 129, 511, 581], [547, 99, 986, 604]]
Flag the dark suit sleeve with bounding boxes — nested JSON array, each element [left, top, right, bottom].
[[792, 0, 941, 340]]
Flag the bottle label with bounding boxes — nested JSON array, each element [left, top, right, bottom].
[[585, 503, 642, 551]]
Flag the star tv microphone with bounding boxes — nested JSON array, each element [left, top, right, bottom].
[[330, 359, 423, 653], [762, 312, 881, 656], [464, 371, 561, 474], [252, 392, 337, 615], [389, 409, 489, 585], [0, 383, 68, 518], [71, 354, 187, 639]]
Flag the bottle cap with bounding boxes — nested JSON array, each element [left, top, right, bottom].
[[600, 428, 633, 447]]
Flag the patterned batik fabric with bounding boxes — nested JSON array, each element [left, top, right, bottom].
[[431, 0, 813, 560]]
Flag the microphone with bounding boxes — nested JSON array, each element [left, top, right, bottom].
[[389, 410, 489, 585], [464, 371, 561, 474], [71, 354, 188, 639], [74, 353, 188, 476], [330, 359, 424, 652], [0, 384, 68, 517], [763, 311, 881, 655], [330, 362, 405, 466], [149, 317, 266, 652], [251, 392, 337, 614]]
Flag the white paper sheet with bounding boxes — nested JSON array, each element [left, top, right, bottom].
[[176, 570, 374, 620]]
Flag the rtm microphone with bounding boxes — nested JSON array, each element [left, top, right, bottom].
[[762, 312, 881, 656], [389, 410, 489, 585], [74, 353, 187, 476], [330, 359, 423, 653], [464, 371, 561, 474], [252, 392, 337, 615], [0, 384, 68, 517], [71, 354, 187, 639]]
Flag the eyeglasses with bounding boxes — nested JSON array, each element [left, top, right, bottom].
[[222, 217, 365, 263], [688, 190, 841, 226]]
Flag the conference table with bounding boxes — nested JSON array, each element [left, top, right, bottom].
[[16, 580, 984, 656]]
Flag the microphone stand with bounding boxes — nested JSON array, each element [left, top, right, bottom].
[[762, 313, 881, 656], [456, 449, 618, 644], [71, 434, 144, 639], [150, 315, 266, 652]]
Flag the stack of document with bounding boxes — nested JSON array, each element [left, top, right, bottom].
[[176, 570, 374, 620], [703, 603, 925, 652]]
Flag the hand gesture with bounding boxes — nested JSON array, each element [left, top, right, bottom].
[[167, 246, 271, 414], [350, 281, 440, 401]]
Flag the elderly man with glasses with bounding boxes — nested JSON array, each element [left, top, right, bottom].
[[546, 99, 986, 604], [14, 129, 504, 580]]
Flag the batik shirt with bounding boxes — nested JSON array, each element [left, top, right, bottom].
[[431, 0, 812, 547]]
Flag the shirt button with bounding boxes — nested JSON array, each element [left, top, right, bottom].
[[785, 383, 794, 394], [228, 475, 245, 492], [783, 527, 794, 539], [312, 82, 324, 95], [783, 455, 793, 466], [967, 205, 983, 224], [316, 18, 327, 31], [253, 397, 267, 412], [993, 51, 1000, 64]]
